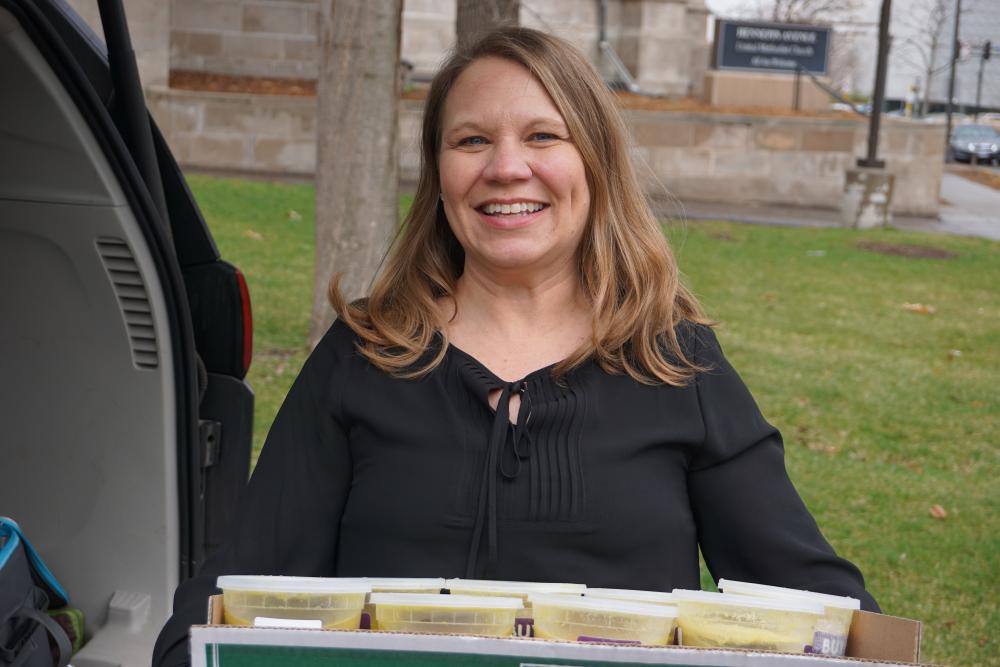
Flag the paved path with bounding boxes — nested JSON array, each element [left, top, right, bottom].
[[938, 172, 1000, 241], [658, 172, 1000, 242]]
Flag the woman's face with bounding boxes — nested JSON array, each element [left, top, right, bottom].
[[438, 57, 590, 280]]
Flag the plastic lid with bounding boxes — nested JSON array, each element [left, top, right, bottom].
[[670, 589, 824, 615], [368, 593, 524, 609], [216, 575, 371, 594], [529, 593, 678, 618], [366, 578, 446, 591], [586, 588, 674, 604], [445, 579, 586, 595], [717, 579, 861, 610]]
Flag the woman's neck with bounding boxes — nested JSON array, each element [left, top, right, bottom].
[[442, 261, 592, 381]]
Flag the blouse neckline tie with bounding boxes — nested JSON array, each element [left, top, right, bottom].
[[465, 380, 533, 578]]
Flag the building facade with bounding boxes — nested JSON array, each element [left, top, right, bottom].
[[68, 0, 713, 97]]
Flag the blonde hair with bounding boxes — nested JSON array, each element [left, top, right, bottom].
[[330, 27, 709, 385]]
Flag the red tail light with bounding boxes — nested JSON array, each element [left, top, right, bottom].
[[235, 268, 253, 376]]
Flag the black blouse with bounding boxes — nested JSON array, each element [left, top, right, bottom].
[[153, 320, 878, 666]]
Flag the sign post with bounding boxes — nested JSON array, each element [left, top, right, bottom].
[[842, 0, 895, 230]]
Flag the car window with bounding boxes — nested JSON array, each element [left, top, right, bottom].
[[954, 126, 1000, 141]]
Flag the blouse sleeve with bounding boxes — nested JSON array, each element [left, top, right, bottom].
[[153, 323, 356, 666], [685, 325, 880, 611]]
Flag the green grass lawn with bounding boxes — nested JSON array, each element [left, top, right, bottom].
[[187, 173, 998, 667]]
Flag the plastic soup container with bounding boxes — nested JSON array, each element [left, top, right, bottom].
[[717, 579, 860, 656], [586, 588, 675, 606], [369, 593, 523, 636], [672, 589, 824, 654], [444, 579, 587, 604], [530, 594, 678, 646], [363, 578, 446, 629], [217, 576, 370, 628], [445, 579, 587, 636]]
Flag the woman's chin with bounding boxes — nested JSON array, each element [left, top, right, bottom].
[[466, 247, 565, 275]]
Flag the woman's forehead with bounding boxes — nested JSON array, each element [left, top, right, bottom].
[[441, 57, 565, 130]]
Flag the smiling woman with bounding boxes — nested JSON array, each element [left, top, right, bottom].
[[155, 27, 880, 667], [331, 28, 706, 386]]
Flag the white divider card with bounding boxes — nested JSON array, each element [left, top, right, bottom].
[[253, 617, 322, 629]]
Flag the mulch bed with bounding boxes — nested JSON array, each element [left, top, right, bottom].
[[170, 70, 317, 96], [166, 70, 862, 118], [947, 165, 1000, 192], [854, 241, 957, 260]]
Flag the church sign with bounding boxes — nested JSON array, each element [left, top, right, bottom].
[[713, 19, 831, 75]]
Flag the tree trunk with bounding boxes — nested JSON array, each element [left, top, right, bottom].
[[456, 0, 520, 50], [310, 0, 402, 347], [921, 33, 940, 116]]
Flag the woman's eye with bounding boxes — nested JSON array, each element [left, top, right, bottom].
[[458, 136, 487, 146], [530, 132, 558, 142]]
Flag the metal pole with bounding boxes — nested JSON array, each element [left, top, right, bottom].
[[975, 54, 985, 119], [945, 0, 962, 161], [597, 0, 607, 44], [793, 66, 801, 111], [859, 0, 891, 168]]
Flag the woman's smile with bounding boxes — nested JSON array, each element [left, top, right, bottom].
[[475, 198, 550, 230]]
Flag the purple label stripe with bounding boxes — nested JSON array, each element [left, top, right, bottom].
[[514, 618, 534, 638]]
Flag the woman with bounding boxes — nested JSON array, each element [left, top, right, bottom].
[[154, 27, 877, 666]]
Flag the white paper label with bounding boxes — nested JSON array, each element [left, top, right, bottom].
[[253, 616, 322, 629]]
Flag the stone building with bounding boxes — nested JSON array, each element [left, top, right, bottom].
[[68, 0, 713, 97]]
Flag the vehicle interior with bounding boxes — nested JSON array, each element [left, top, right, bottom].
[[0, 1, 253, 665]]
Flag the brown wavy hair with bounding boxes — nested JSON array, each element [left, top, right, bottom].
[[329, 27, 709, 385]]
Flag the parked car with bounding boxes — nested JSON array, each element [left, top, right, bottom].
[[0, 0, 254, 665], [948, 124, 1000, 164]]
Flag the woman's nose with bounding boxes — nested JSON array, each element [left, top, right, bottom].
[[482, 139, 532, 183]]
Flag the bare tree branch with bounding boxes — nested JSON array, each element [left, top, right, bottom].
[[760, 0, 862, 24], [889, 0, 961, 114]]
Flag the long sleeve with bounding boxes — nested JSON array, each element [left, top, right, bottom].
[[153, 324, 355, 666], [685, 325, 879, 611]]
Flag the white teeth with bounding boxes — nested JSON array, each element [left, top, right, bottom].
[[482, 202, 544, 215]]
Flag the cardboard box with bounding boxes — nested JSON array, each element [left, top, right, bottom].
[[191, 595, 927, 667]]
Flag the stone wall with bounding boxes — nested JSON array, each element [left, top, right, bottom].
[[703, 70, 832, 112], [148, 89, 944, 217], [618, 0, 706, 96], [65, 0, 170, 87], [147, 86, 317, 175], [170, 0, 320, 79], [626, 111, 944, 216]]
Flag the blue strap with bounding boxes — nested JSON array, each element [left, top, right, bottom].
[[0, 517, 69, 606]]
